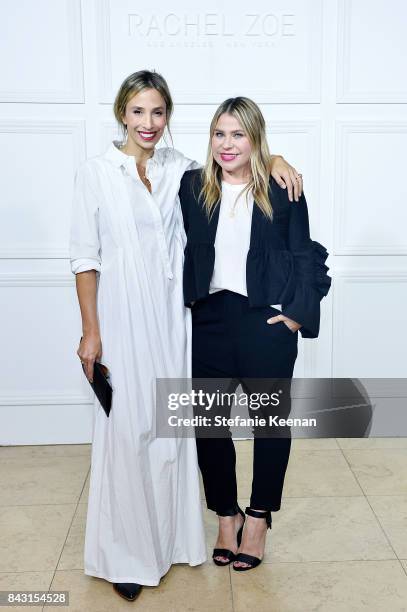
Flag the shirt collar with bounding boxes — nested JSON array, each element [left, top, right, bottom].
[[103, 140, 161, 168]]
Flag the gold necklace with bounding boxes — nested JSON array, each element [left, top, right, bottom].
[[229, 197, 239, 218], [118, 144, 152, 191], [136, 162, 151, 191]]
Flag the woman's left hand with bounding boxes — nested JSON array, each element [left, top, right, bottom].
[[269, 155, 303, 203], [267, 313, 302, 332]]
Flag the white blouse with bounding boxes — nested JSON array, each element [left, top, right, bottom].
[[70, 141, 199, 278], [209, 180, 254, 296]]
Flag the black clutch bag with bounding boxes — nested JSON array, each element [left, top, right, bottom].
[[82, 361, 112, 417]]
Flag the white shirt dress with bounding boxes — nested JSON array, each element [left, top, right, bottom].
[[69, 141, 206, 586]]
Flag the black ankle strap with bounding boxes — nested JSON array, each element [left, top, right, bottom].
[[245, 507, 272, 529]]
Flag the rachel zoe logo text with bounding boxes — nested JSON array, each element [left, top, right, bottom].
[[128, 13, 295, 38]]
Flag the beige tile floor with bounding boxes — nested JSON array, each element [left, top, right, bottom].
[[1, 439, 407, 611]]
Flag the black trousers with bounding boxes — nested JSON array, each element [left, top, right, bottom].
[[192, 290, 298, 513]]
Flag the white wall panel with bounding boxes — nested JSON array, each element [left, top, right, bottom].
[[332, 271, 407, 377], [0, 404, 95, 446], [0, 274, 91, 406], [337, 0, 407, 102], [97, 0, 322, 104], [334, 121, 407, 255], [0, 0, 84, 102], [0, 121, 86, 258]]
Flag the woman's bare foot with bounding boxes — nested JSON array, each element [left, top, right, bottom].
[[213, 512, 245, 563], [233, 509, 268, 568]]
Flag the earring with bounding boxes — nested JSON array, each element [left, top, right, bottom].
[[122, 124, 128, 146]]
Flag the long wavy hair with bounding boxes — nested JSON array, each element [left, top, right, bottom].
[[113, 69, 174, 145], [200, 97, 273, 219]]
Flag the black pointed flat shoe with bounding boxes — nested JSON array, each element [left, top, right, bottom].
[[113, 582, 143, 601], [212, 505, 245, 566], [232, 507, 272, 572]]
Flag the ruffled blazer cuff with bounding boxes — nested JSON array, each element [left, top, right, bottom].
[[282, 240, 331, 338]]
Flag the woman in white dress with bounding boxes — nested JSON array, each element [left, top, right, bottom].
[[69, 70, 303, 602]]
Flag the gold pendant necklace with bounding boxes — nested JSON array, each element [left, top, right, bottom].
[[229, 197, 238, 218], [136, 162, 151, 192]]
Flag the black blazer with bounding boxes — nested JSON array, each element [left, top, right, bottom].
[[179, 169, 331, 338]]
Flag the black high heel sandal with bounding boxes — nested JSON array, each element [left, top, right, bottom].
[[232, 507, 272, 572], [212, 505, 245, 566]]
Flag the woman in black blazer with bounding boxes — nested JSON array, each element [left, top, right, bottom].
[[179, 97, 331, 571]]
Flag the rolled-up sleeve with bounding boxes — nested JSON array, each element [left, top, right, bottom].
[[70, 162, 101, 275], [281, 192, 331, 338]]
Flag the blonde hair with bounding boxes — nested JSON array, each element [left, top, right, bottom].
[[113, 69, 174, 144], [200, 97, 273, 219]]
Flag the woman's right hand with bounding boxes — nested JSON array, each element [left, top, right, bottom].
[[77, 333, 102, 383]]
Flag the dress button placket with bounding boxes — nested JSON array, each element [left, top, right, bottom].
[[145, 161, 173, 280]]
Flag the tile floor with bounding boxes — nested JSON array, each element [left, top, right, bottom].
[[1, 438, 407, 611]]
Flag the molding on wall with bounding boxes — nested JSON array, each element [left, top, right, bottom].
[[0, 0, 84, 103], [334, 120, 407, 255], [332, 269, 407, 373], [97, 0, 323, 104], [0, 120, 86, 259], [337, 0, 407, 102]]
